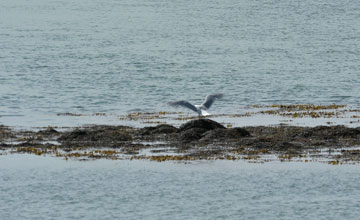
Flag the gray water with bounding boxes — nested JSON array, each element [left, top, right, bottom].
[[1, 154, 360, 220], [1, 0, 360, 127], [1, 2, 360, 218]]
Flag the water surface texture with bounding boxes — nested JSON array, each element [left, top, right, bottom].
[[1, 155, 360, 220], [1, 0, 360, 127]]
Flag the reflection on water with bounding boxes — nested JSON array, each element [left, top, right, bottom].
[[1, 154, 360, 219]]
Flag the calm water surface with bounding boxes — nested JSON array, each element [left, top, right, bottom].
[[1, 154, 360, 220], [1, 2, 360, 218], [1, 0, 360, 127]]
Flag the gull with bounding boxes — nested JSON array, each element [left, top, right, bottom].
[[168, 93, 224, 116]]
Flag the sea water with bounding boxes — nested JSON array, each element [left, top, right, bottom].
[[1, 1, 360, 219], [1, 154, 360, 220], [1, 0, 360, 128]]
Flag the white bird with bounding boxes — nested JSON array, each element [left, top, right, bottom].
[[168, 94, 224, 116]]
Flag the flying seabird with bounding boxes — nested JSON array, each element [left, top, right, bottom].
[[168, 93, 224, 116]]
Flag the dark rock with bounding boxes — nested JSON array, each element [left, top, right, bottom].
[[0, 125, 15, 141], [201, 128, 228, 140], [39, 127, 59, 134], [59, 126, 133, 146], [153, 124, 178, 134], [298, 126, 360, 139], [179, 119, 225, 132], [179, 128, 208, 142], [201, 127, 251, 141], [273, 141, 302, 151], [138, 127, 156, 136], [226, 127, 251, 138], [59, 129, 89, 141], [177, 119, 225, 143], [139, 124, 178, 135]]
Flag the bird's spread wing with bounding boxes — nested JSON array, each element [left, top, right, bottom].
[[168, 101, 199, 113], [201, 93, 224, 109]]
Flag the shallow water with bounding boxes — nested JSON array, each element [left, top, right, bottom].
[[1, 0, 360, 128], [1, 154, 360, 220]]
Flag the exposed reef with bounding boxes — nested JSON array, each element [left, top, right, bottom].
[[1, 118, 360, 164]]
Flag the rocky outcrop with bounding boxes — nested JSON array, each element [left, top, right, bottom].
[[0, 125, 15, 142], [297, 126, 360, 139], [201, 127, 251, 141], [59, 126, 133, 147], [139, 124, 178, 135], [179, 119, 225, 132], [2, 119, 360, 160], [178, 119, 226, 142]]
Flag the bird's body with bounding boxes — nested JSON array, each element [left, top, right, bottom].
[[168, 94, 223, 116]]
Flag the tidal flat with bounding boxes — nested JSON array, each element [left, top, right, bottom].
[[1, 105, 360, 164]]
